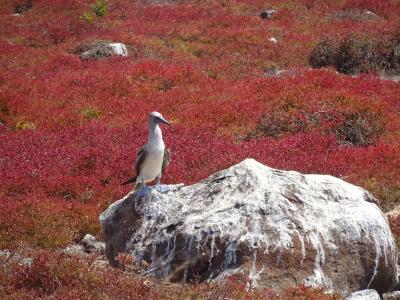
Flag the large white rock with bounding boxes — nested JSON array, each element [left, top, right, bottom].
[[101, 159, 398, 294]]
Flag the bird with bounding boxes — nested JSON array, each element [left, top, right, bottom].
[[122, 112, 171, 198]]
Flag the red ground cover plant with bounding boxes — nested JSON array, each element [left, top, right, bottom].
[[0, 250, 342, 299], [0, 0, 399, 297]]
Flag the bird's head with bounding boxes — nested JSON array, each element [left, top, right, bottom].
[[149, 111, 171, 126]]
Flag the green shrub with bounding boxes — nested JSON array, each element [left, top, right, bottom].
[[82, 0, 108, 24], [81, 108, 101, 120], [15, 117, 36, 130], [335, 111, 384, 146], [336, 36, 379, 74], [81, 11, 94, 24], [93, 0, 108, 19], [309, 40, 336, 68], [309, 35, 400, 75]]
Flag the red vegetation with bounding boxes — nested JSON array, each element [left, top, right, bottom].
[[0, 0, 399, 297], [0, 250, 342, 299]]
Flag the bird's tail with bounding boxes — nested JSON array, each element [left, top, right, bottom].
[[122, 176, 143, 191], [122, 176, 137, 186]]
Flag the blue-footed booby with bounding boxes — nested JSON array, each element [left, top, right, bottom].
[[122, 112, 171, 198]]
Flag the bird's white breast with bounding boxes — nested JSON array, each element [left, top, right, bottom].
[[139, 138, 165, 183]]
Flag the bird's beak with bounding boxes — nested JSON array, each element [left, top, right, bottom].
[[159, 117, 172, 126]]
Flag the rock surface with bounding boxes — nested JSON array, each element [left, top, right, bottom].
[[73, 40, 137, 60], [0, 249, 32, 266], [384, 291, 400, 300], [260, 9, 277, 19], [386, 205, 400, 219], [80, 234, 105, 254], [100, 159, 398, 294], [345, 289, 380, 300], [263, 67, 284, 77]]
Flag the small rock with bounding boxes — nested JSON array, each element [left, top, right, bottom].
[[345, 289, 380, 300], [92, 258, 109, 269], [0, 250, 32, 266], [383, 291, 400, 300], [260, 9, 277, 19], [263, 67, 284, 77], [73, 40, 137, 60], [364, 10, 379, 18], [386, 205, 400, 218], [80, 234, 105, 254], [379, 74, 400, 82], [0, 249, 11, 260], [268, 37, 277, 43], [64, 244, 86, 256], [20, 257, 33, 266]]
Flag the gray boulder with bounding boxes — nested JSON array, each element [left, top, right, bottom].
[[100, 159, 398, 294]]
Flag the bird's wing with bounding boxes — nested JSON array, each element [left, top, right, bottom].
[[161, 148, 170, 174], [135, 144, 148, 176], [122, 145, 147, 185]]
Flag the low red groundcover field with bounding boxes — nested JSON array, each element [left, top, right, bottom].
[[1, 0, 399, 298]]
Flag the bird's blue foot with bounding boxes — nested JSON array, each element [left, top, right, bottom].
[[136, 184, 151, 199], [154, 184, 170, 193]]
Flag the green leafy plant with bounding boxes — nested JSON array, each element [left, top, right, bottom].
[[81, 0, 108, 24], [15, 117, 36, 130], [81, 107, 101, 120], [92, 0, 108, 19], [81, 11, 94, 24]]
